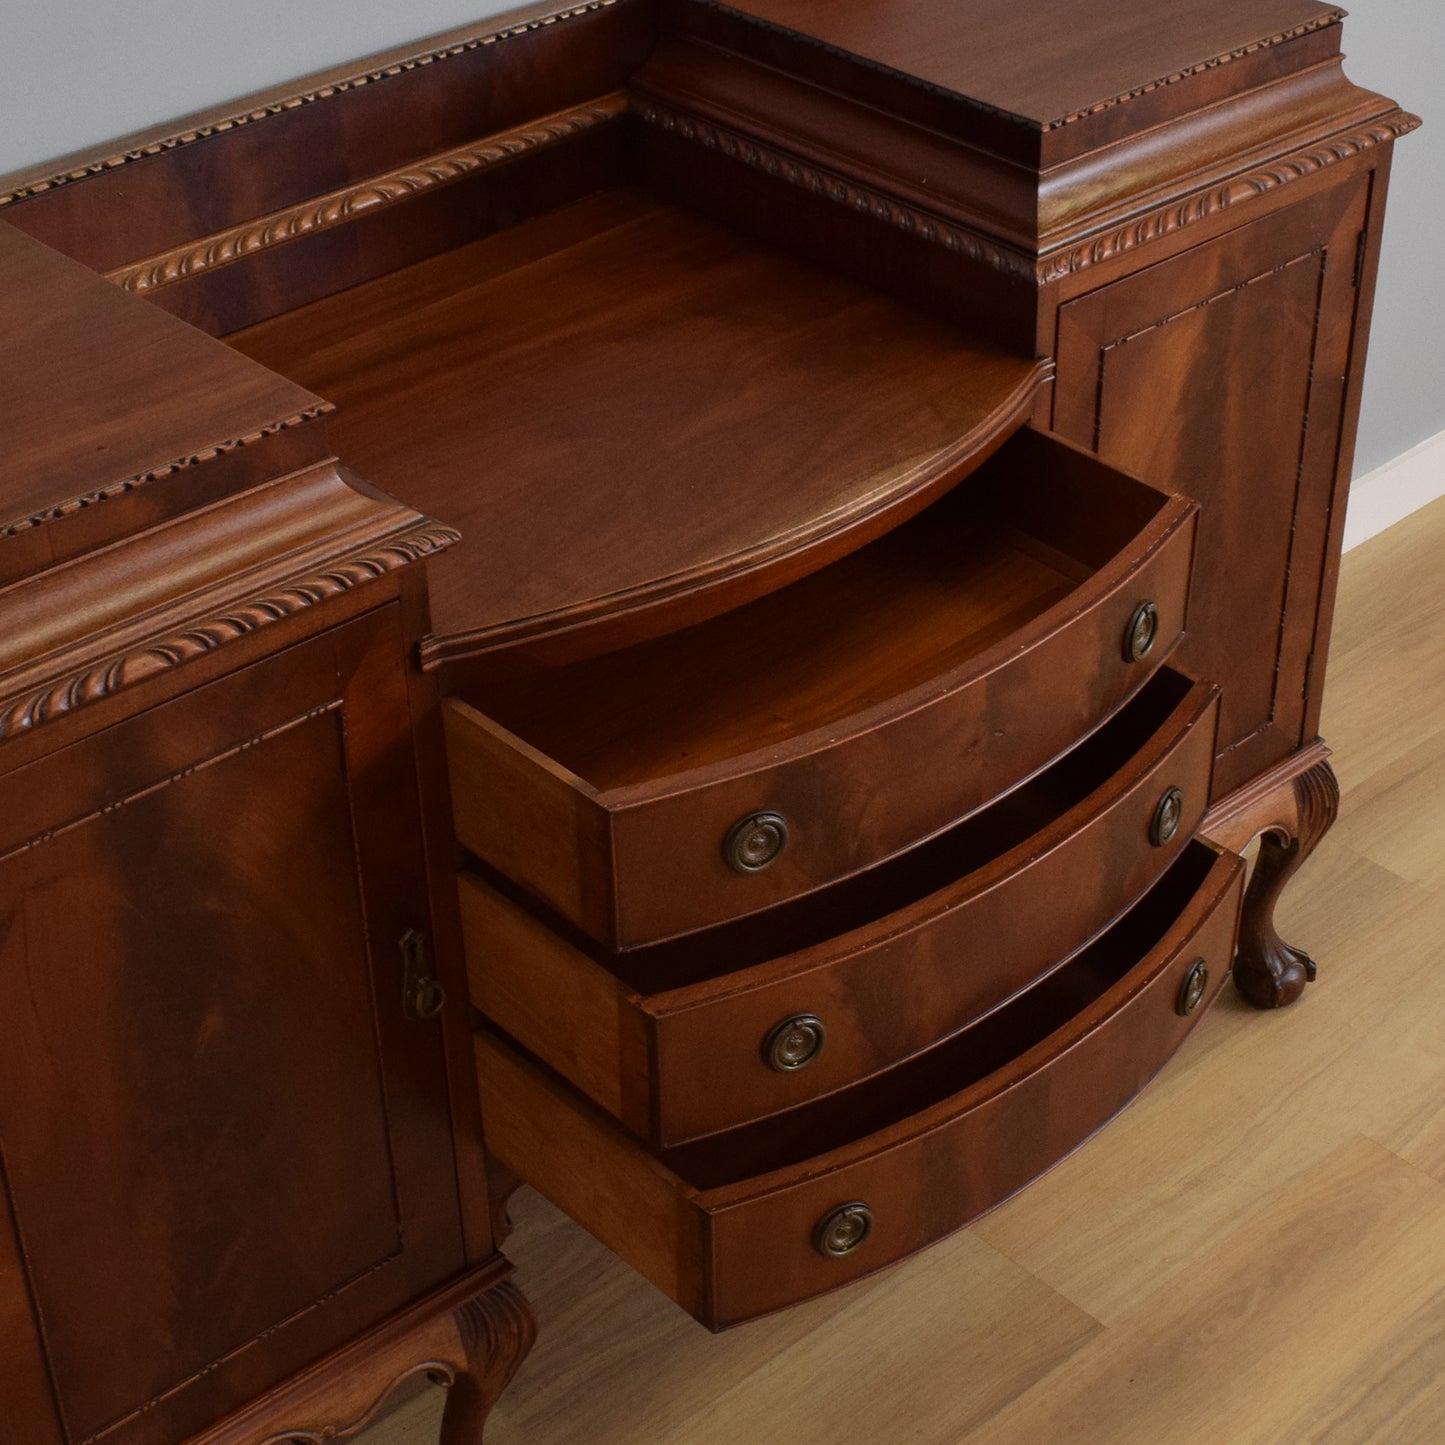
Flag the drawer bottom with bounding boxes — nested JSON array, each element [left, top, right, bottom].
[[478, 843, 1244, 1328]]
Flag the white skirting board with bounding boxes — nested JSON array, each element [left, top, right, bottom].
[[1343, 428, 1445, 552]]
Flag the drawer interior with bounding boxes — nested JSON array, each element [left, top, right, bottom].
[[475, 664, 1200, 993], [657, 840, 1222, 1190], [453, 430, 1176, 794]]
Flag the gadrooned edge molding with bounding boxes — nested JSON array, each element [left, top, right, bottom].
[[0, 0, 620, 206], [1039, 110, 1422, 281], [0, 521, 461, 740], [636, 98, 1420, 285], [0, 403, 335, 538], [633, 99, 1038, 280], [689, 0, 1346, 131], [107, 96, 628, 295]]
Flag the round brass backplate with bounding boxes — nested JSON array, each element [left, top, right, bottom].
[[723, 810, 790, 873], [763, 1014, 826, 1072], [1178, 958, 1210, 1016], [1150, 785, 1184, 847], [1125, 600, 1160, 663], [813, 1202, 874, 1258]]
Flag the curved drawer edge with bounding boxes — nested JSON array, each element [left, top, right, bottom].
[[420, 358, 1054, 672], [464, 674, 1222, 1147], [475, 845, 1244, 1329]]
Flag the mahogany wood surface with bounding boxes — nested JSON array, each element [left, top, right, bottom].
[[183, 1262, 530, 1445], [0, 0, 1417, 1433], [464, 673, 1220, 1145], [670, 0, 1343, 142], [445, 434, 1195, 948], [478, 843, 1243, 1328], [1053, 178, 1369, 797], [0, 221, 326, 546], [0, 611, 462, 1445], [0, 0, 654, 272], [228, 187, 1047, 665]]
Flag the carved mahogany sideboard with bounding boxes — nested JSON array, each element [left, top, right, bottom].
[[0, 0, 1415, 1437]]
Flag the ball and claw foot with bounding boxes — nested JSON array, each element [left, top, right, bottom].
[[1232, 758, 1339, 1010]]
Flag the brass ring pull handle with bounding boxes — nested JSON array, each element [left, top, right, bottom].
[[1124, 601, 1160, 662], [763, 1014, 826, 1072], [1178, 958, 1210, 1016], [813, 1202, 874, 1258], [723, 811, 789, 873], [1150, 786, 1184, 847]]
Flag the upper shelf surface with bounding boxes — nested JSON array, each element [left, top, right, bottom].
[[693, 0, 1344, 126], [0, 222, 325, 543], [227, 188, 1044, 664]]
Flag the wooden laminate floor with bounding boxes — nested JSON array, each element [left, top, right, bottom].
[[365, 497, 1445, 1445]]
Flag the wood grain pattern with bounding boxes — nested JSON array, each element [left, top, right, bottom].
[[446, 432, 1195, 948], [0, 4, 628, 209], [1053, 177, 1368, 795], [678, 0, 1344, 126], [0, 612, 464, 1445], [105, 96, 628, 296], [480, 844, 1243, 1328], [0, 221, 328, 543], [463, 674, 1219, 1146], [226, 188, 1048, 665], [359, 499, 1445, 1445], [0, 462, 452, 742]]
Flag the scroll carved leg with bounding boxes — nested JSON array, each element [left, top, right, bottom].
[[439, 1279, 537, 1444], [1233, 759, 1340, 1009]]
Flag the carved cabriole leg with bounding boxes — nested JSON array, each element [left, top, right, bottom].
[[1202, 749, 1340, 1010], [189, 1262, 535, 1445], [1233, 759, 1340, 1007], [439, 1280, 537, 1445]]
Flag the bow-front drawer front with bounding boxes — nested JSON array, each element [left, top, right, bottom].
[[463, 668, 1218, 1146], [445, 430, 1198, 950], [476, 841, 1243, 1329]]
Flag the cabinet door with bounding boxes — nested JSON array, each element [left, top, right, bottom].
[[1053, 178, 1369, 797], [0, 608, 462, 1445]]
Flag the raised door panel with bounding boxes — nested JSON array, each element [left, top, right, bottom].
[[1053, 177, 1368, 797], [0, 609, 462, 1445]]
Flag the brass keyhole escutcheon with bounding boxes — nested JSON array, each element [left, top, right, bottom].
[[1125, 601, 1160, 663], [400, 929, 447, 1022], [1178, 958, 1209, 1016], [764, 1014, 826, 1072], [723, 810, 789, 873], [814, 1202, 874, 1258], [1150, 786, 1184, 847]]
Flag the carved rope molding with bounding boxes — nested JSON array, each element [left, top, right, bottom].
[[633, 100, 1038, 281], [1039, 110, 1422, 282], [692, 0, 1345, 130], [0, 0, 620, 205], [0, 522, 460, 741], [637, 99, 1419, 286], [0, 403, 334, 538], [106, 95, 629, 296]]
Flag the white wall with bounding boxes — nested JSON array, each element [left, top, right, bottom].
[[1335, 1, 1443, 477], [0, 0, 1436, 479], [0, 0, 517, 173]]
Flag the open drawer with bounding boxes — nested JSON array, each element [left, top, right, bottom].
[[445, 429, 1198, 949], [463, 668, 1219, 1145], [477, 841, 1244, 1329]]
